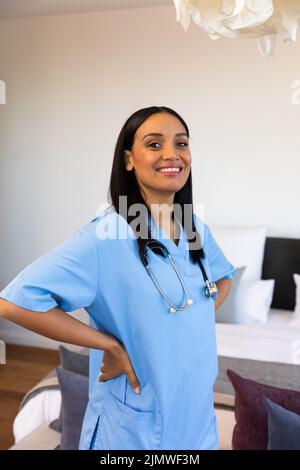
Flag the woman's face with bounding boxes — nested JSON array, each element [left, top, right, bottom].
[[125, 113, 192, 203]]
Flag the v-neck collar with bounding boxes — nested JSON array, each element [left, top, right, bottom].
[[148, 213, 186, 257]]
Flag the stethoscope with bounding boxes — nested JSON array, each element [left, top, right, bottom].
[[140, 239, 218, 314]]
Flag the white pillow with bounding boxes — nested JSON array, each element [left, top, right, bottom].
[[233, 278, 275, 323], [289, 273, 300, 327], [210, 225, 267, 281]]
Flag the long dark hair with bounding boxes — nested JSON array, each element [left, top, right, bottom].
[[107, 105, 205, 266]]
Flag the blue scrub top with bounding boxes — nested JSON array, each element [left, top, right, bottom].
[[0, 207, 236, 450]]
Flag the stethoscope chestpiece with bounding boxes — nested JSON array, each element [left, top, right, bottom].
[[204, 280, 218, 300]]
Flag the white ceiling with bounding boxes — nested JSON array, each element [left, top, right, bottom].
[[0, 0, 171, 19]]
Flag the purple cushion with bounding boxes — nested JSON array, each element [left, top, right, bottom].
[[227, 369, 300, 450]]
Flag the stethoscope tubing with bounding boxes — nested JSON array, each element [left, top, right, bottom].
[[145, 253, 193, 313], [141, 240, 218, 314]]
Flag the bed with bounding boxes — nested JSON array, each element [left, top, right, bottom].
[[215, 235, 300, 396], [9, 235, 300, 450], [216, 307, 300, 395]]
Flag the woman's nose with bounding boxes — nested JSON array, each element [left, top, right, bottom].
[[162, 143, 181, 159]]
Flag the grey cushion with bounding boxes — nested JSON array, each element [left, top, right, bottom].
[[56, 367, 89, 450], [263, 396, 300, 450], [49, 346, 89, 433], [215, 266, 246, 323], [49, 416, 61, 433], [59, 345, 89, 376]]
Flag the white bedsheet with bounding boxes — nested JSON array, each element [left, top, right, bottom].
[[216, 308, 300, 365], [13, 390, 61, 444]]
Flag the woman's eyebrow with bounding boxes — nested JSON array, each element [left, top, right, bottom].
[[142, 132, 188, 141]]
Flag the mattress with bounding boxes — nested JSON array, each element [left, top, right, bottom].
[[216, 308, 300, 364], [215, 308, 300, 395]]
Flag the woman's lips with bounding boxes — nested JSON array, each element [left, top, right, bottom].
[[156, 167, 183, 176]]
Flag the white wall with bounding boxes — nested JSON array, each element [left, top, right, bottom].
[[1, 5, 300, 348]]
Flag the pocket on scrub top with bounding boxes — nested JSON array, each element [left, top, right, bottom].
[[99, 388, 163, 450], [82, 375, 163, 450]]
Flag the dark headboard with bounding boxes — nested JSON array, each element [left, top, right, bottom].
[[261, 237, 300, 311]]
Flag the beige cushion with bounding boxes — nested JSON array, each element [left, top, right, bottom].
[[215, 407, 236, 450], [9, 421, 60, 450], [214, 391, 236, 450]]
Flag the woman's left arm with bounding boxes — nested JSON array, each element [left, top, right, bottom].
[[214, 278, 232, 311]]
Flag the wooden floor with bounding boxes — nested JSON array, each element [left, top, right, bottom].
[[0, 344, 60, 450]]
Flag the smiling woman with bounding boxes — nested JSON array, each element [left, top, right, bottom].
[[0, 105, 236, 450]]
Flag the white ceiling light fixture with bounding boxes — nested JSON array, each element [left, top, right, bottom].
[[173, 0, 300, 57]]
